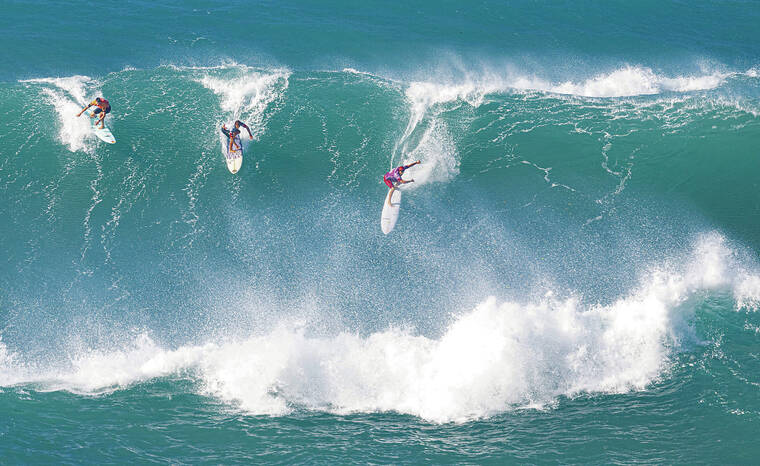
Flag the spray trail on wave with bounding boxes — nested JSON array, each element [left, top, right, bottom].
[[196, 64, 290, 137], [21, 76, 100, 152]]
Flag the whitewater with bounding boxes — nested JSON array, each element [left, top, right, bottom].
[[2, 232, 759, 425]]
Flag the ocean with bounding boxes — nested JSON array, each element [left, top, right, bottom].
[[1, 0, 759, 462]]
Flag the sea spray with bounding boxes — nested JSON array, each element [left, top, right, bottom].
[[197, 64, 290, 135], [2, 233, 758, 422], [23, 76, 99, 152]]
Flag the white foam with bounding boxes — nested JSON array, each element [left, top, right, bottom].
[[401, 65, 732, 102], [23, 76, 98, 152], [391, 81, 481, 176], [197, 67, 289, 136], [1, 233, 756, 421], [400, 119, 459, 188], [405, 80, 498, 111], [0, 339, 22, 386], [61, 334, 218, 394], [22, 76, 92, 105], [546, 66, 728, 97], [342, 67, 377, 78]]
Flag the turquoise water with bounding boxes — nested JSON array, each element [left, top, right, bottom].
[[2, 1, 760, 462]]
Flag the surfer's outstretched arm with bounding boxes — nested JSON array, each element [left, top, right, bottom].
[[221, 125, 231, 138], [238, 121, 253, 139], [76, 102, 92, 117], [404, 160, 421, 170]]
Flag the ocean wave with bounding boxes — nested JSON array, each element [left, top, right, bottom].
[[544, 66, 730, 97], [399, 118, 459, 188], [1, 233, 757, 422], [388, 64, 754, 100], [196, 66, 289, 113], [390, 80, 474, 179], [21, 75, 99, 152]]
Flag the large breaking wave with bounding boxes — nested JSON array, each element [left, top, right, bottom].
[[2, 61, 760, 422]]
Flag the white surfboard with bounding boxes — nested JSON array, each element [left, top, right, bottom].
[[225, 135, 243, 174], [381, 189, 402, 234], [84, 107, 116, 144]]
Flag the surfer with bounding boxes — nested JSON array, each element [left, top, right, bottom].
[[77, 97, 111, 129], [383, 160, 421, 205], [221, 121, 253, 153], [221, 121, 253, 140]]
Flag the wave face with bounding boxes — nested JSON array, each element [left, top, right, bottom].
[[2, 0, 760, 462]]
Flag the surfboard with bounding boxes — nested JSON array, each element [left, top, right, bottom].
[[83, 107, 116, 144], [225, 135, 243, 174], [381, 189, 402, 234]]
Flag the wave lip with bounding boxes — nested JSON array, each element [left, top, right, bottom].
[[195, 65, 290, 125], [546, 66, 729, 97], [397, 64, 740, 100]]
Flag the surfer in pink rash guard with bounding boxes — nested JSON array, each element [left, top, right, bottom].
[[383, 160, 421, 206]]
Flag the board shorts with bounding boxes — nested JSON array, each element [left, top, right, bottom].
[[93, 106, 111, 115], [383, 175, 396, 188]]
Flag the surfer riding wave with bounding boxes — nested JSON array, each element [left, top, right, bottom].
[[383, 160, 420, 205], [77, 97, 111, 129], [221, 120, 253, 156]]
